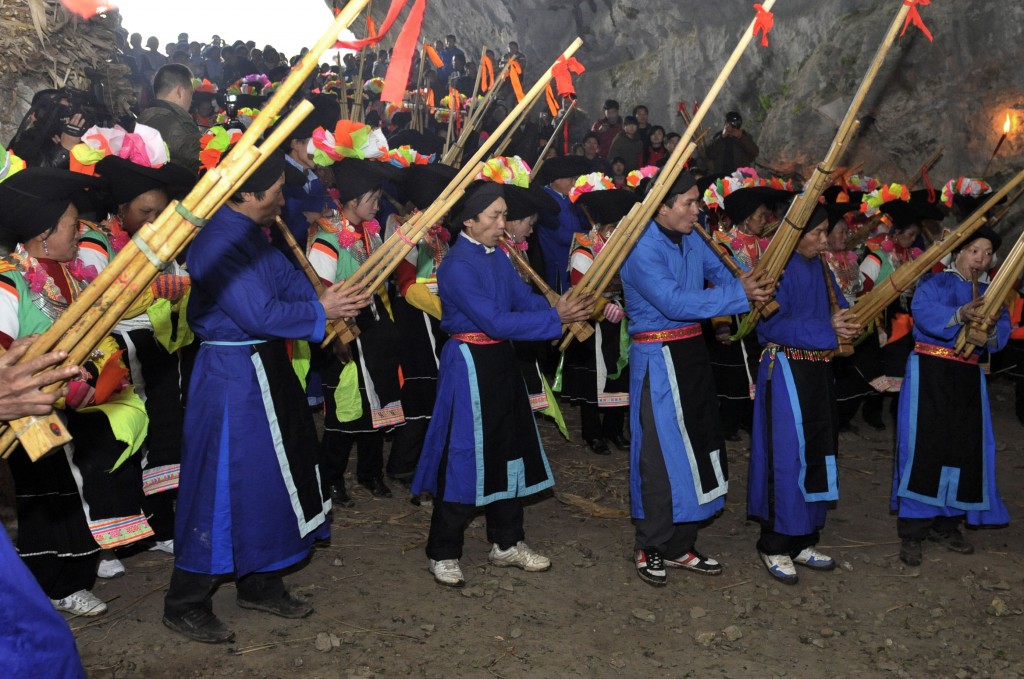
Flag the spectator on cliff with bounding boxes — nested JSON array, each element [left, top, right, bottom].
[[706, 110, 759, 175], [138, 64, 200, 175], [581, 132, 612, 174], [633, 104, 654, 147], [437, 34, 465, 84], [500, 40, 527, 73], [643, 125, 669, 166], [204, 46, 223, 85], [607, 115, 644, 172], [372, 49, 390, 78], [590, 99, 622, 157], [143, 36, 168, 75]]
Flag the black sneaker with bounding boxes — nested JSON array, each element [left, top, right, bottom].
[[929, 528, 974, 554], [359, 476, 393, 498], [664, 550, 723, 575], [237, 592, 314, 619], [899, 538, 923, 566], [162, 607, 235, 644], [634, 548, 667, 586], [330, 483, 354, 508], [585, 438, 611, 455]]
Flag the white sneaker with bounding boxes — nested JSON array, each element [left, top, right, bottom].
[[792, 547, 836, 571], [51, 589, 107, 616], [428, 559, 465, 587], [148, 539, 174, 555], [488, 541, 551, 572], [759, 551, 798, 585], [97, 557, 125, 579]]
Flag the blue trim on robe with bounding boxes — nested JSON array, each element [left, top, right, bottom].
[[777, 354, 838, 502]]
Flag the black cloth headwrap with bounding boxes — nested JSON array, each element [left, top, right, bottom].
[[96, 156, 196, 206], [456, 182, 505, 227], [0, 168, 103, 242], [238, 150, 286, 194], [953, 225, 1002, 254], [661, 170, 697, 201]]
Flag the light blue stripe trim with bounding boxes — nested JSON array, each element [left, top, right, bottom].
[[777, 354, 838, 502], [661, 346, 727, 505], [203, 339, 268, 346], [251, 353, 329, 537], [210, 404, 233, 573], [462, 345, 489, 505]]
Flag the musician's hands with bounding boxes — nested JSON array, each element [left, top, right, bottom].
[[960, 297, 986, 324], [740, 268, 774, 304], [320, 281, 372, 320], [602, 302, 625, 323], [0, 337, 80, 419], [831, 308, 861, 340], [557, 291, 596, 324], [714, 322, 732, 345]]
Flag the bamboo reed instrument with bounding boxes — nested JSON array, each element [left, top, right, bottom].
[[442, 46, 487, 158], [0, 0, 372, 460], [530, 100, 578, 183], [693, 224, 745, 278], [848, 168, 1024, 333], [411, 45, 428, 133], [442, 61, 512, 167], [955, 227, 1024, 356], [350, 2, 372, 123], [747, 0, 919, 329], [334, 39, 586, 315], [821, 254, 854, 356], [500, 236, 594, 342], [0, 345, 71, 455], [557, 0, 777, 352]]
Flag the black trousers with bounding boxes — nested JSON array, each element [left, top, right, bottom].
[[580, 403, 626, 441], [22, 553, 98, 600], [319, 429, 384, 488], [386, 418, 428, 480], [143, 491, 176, 541], [164, 567, 286, 616], [632, 375, 700, 559], [897, 515, 963, 541], [757, 528, 820, 556]]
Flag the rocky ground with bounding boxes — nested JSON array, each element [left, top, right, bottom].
[[8, 377, 1024, 678]]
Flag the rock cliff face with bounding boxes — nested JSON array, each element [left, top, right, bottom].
[[405, 0, 1024, 182]]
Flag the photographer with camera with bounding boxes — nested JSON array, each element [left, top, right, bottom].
[[706, 110, 760, 175], [138, 64, 201, 175], [8, 90, 92, 169]]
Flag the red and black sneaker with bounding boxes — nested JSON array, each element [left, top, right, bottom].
[[664, 550, 723, 575], [634, 548, 667, 586]]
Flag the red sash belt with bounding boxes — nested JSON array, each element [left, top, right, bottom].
[[914, 342, 978, 365], [451, 332, 503, 345], [762, 343, 834, 362], [631, 324, 701, 344]]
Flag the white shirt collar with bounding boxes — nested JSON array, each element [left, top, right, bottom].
[[460, 231, 495, 254]]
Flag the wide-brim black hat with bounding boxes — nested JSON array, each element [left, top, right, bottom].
[[809, 201, 863, 233], [0, 168, 103, 242], [96, 156, 196, 206], [505, 184, 559, 222], [908, 189, 945, 222], [575, 188, 640, 226], [821, 185, 865, 206], [402, 163, 457, 210], [722, 186, 796, 224], [387, 129, 443, 157], [536, 155, 591, 186], [333, 158, 406, 203]]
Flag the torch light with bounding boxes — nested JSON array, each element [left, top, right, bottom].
[[983, 113, 1012, 175]]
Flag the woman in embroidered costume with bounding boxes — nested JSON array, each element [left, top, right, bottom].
[[702, 174, 796, 440], [559, 185, 639, 454], [410, 182, 595, 587], [310, 158, 407, 503], [75, 151, 195, 577], [892, 227, 1010, 567], [0, 168, 151, 617], [748, 203, 861, 584]]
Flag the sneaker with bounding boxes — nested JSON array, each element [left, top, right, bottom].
[[163, 607, 235, 644], [664, 550, 723, 575], [51, 589, 107, 616], [237, 591, 313, 619], [97, 557, 125, 579], [634, 548, 667, 586], [330, 483, 354, 508], [429, 559, 465, 587], [148, 539, 174, 555], [929, 528, 974, 554], [792, 547, 836, 571], [759, 552, 799, 585], [900, 538, 923, 566], [488, 541, 551, 572]]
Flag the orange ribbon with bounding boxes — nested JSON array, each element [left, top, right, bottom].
[[921, 164, 936, 204], [900, 0, 933, 42], [367, 14, 377, 39], [545, 82, 560, 117], [480, 55, 495, 93], [380, 0, 426, 106], [426, 89, 435, 107], [508, 60, 525, 103], [551, 56, 585, 97], [752, 3, 774, 47], [424, 44, 444, 68], [335, 0, 405, 50]]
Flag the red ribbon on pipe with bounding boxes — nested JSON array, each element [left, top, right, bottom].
[[900, 0, 933, 42], [508, 60, 525, 103], [752, 3, 774, 47], [334, 0, 406, 50], [551, 56, 585, 98], [480, 55, 495, 93], [380, 0, 427, 106]]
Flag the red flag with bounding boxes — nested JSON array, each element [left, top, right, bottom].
[[900, 0, 934, 42], [367, 14, 378, 38], [752, 3, 774, 47], [335, 0, 406, 50], [380, 0, 427, 106], [551, 56, 585, 98], [60, 0, 116, 18]]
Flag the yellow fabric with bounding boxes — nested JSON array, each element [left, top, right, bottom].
[[291, 340, 311, 391], [123, 287, 155, 319], [334, 361, 363, 422], [92, 336, 123, 371], [78, 387, 149, 471], [404, 283, 442, 320], [148, 290, 195, 353]]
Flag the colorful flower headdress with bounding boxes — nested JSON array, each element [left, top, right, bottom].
[[307, 120, 390, 166], [569, 172, 615, 202], [0, 144, 27, 184], [860, 183, 910, 218], [477, 156, 532, 187], [215, 107, 273, 129], [364, 77, 385, 96], [625, 165, 658, 189], [940, 177, 992, 208], [199, 126, 244, 171], [192, 78, 218, 94], [387, 145, 435, 167], [702, 168, 794, 210], [845, 174, 880, 195], [69, 124, 170, 175]]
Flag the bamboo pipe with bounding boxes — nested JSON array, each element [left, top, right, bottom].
[[335, 54, 350, 120], [338, 40, 585, 297], [412, 45, 428, 133], [351, 0, 372, 123], [694, 224, 745, 278], [0, 344, 71, 456], [956, 227, 1024, 355], [821, 254, 854, 356], [500, 236, 594, 342], [442, 61, 512, 167], [848, 167, 1024, 330], [443, 46, 486, 157], [531, 100, 577, 181], [0, 0, 372, 458], [492, 96, 537, 159], [443, 89, 458, 156]]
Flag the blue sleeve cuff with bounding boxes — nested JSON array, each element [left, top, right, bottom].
[[309, 301, 326, 343]]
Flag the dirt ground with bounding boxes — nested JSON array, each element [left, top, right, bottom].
[[9, 377, 1024, 679]]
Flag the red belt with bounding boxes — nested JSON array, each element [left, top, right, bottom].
[[451, 332, 504, 345], [631, 324, 701, 344], [762, 343, 834, 362], [914, 342, 978, 365]]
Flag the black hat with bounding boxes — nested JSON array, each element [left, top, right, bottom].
[[0, 168, 103, 242], [332, 159, 406, 203], [821, 185, 865, 206], [575, 188, 640, 225], [696, 173, 727, 200], [266, 109, 320, 145], [505, 184, 559, 221], [908, 189, 945, 222], [725, 111, 743, 128], [238, 150, 286, 194], [648, 169, 698, 203], [603, 99, 619, 110], [809, 201, 861, 234], [402, 163, 457, 210], [96, 156, 196, 206], [387, 128, 443, 157], [952, 225, 1002, 254], [536, 155, 590, 186], [452, 181, 505, 227], [722, 186, 796, 225]]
